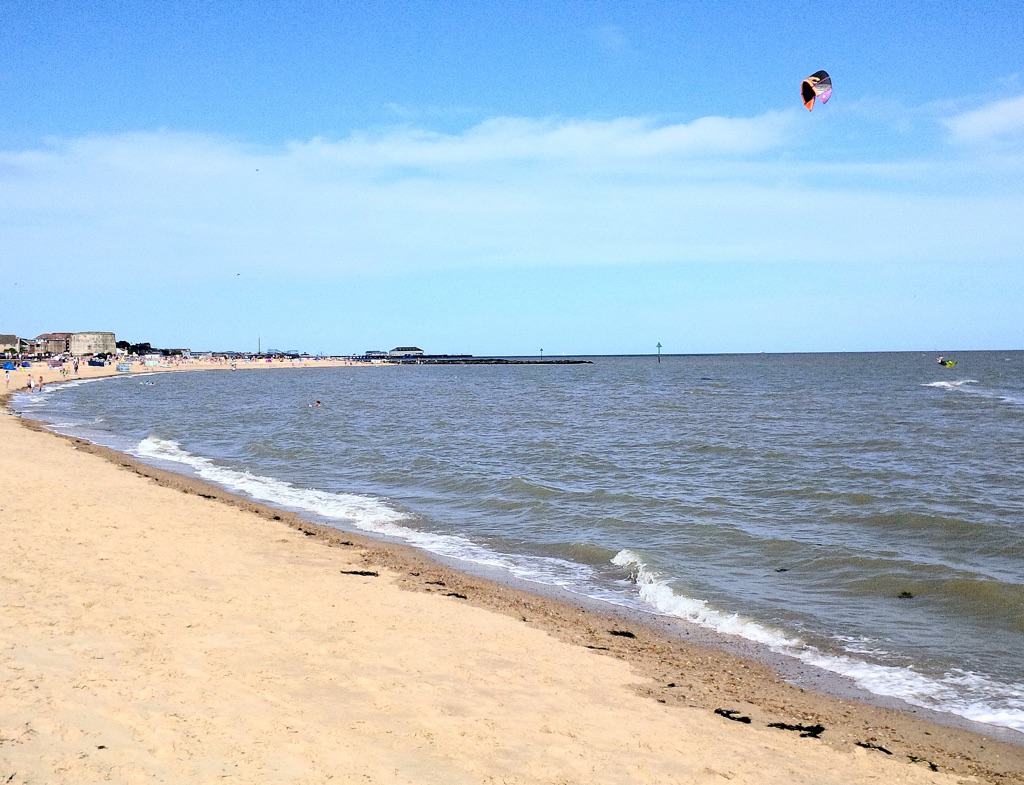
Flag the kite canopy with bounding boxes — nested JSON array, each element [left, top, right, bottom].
[[801, 70, 832, 111]]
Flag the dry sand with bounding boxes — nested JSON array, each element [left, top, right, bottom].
[[2, 362, 1022, 784]]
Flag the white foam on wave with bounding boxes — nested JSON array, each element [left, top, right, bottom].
[[611, 550, 800, 648], [610, 549, 1024, 734], [12, 374, 124, 410], [135, 436, 411, 531], [921, 379, 979, 390], [132, 437, 600, 591], [922, 379, 1024, 408]]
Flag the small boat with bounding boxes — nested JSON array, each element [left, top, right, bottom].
[[937, 356, 958, 367]]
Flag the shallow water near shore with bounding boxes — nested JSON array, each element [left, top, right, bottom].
[[17, 351, 1024, 734]]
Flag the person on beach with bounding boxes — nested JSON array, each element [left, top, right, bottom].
[[3, 369, 9, 390], [28, 375, 35, 392]]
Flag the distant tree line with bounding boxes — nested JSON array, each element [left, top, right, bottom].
[[116, 340, 183, 357]]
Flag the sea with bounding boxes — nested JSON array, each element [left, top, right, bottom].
[[14, 351, 1024, 736]]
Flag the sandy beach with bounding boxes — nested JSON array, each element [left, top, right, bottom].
[[3, 363, 1023, 784]]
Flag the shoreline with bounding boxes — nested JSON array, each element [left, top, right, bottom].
[[3, 364, 1024, 783]]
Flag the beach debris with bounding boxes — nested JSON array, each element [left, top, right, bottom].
[[609, 630, 636, 638], [426, 580, 446, 586], [302, 530, 316, 537], [908, 755, 939, 772], [271, 515, 282, 520], [855, 741, 892, 755], [897, 591, 915, 599], [774, 567, 789, 572], [445, 592, 468, 600], [767, 721, 825, 738], [96, 745, 107, 750], [339, 570, 379, 577], [714, 708, 752, 724], [666, 682, 677, 688], [585, 645, 610, 651]]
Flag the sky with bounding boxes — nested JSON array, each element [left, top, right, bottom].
[[1, 0, 1023, 354]]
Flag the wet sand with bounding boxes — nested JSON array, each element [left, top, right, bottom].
[[2, 363, 1023, 784]]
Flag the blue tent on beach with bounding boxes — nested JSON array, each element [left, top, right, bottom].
[[2, 361, 16, 370]]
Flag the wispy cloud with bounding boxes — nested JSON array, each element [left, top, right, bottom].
[[944, 94, 1024, 143], [1, 109, 1022, 289], [289, 112, 795, 168]]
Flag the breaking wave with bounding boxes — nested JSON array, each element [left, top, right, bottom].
[[610, 549, 1024, 734], [132, 436, 603, 591]]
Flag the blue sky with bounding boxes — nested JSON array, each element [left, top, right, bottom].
[[1, 0, 1022, 354]]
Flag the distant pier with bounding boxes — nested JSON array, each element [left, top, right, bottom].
[[356, 355, 591, 366]]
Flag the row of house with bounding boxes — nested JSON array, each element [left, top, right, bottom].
[[0, 331, 117, 357]]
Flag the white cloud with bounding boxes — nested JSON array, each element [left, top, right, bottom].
[[1, 111, 1022, 289], [285, 111, 795, 169], [944, 95, 1024, 143]]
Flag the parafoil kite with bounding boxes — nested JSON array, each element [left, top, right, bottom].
[[801, 70, 832, 111]]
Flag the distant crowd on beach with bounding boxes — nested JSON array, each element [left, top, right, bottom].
[[3, 356, 82, 392]]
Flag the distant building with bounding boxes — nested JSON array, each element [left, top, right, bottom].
[[69, 331, 116, 356], [19, 338, 46, 355], [36, 332, 72, 354], [364, 350, 387, 358], [388, 346, 424, 357], [0, 334, 19, 354]]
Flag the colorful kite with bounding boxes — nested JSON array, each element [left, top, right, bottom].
[[801, 70, 832, 111]]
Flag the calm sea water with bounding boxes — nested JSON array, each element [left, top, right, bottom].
[[17, 352, 1024, 733]]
